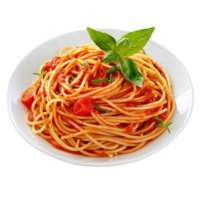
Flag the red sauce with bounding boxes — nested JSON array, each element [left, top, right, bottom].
[[125, 102, 142, 107], [145, 109, 154, 115], [98, 152, 106, 157], [44, 138, 83, 155], [138, 84, 154, 103], [147, 103, 168, 123]]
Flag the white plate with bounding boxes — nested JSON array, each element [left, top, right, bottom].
[[7, 29, 194, 166]]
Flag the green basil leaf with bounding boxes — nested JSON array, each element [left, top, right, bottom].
[[122, 27, 155, 56], [102, 50, 120, 63], [105, 65, 119, 73], [167, 122, 173, 126], [119, 57, 143, 87], [155, 116, 163, 123], [91, 78, 109, 83], [108, 73, 112, 84], [71, 76, 76, 82], [41, 66, 45, 75], [33, 73, 41, 76], [114, 38, 129, 56], [82, 60, 88, 69], [87, 27, 116, 52], [94, 103, 107, 112]]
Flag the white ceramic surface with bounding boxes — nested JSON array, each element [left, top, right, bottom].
[[7, 29, 194, 166]]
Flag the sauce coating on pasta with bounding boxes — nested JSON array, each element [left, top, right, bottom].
[[21, 43, 175, 158]]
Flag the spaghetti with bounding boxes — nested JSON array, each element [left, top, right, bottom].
[[21, 43, 175, 158]]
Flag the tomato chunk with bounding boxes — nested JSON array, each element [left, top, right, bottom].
[[45, 56, 60, 70], [28, 112, 34, 122], [21, 87, 35, 108], [73, 97, 95, 116], [126, 124, 134, 133]]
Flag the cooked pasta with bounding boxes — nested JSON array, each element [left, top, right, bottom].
[[21, 42, 175, 158]]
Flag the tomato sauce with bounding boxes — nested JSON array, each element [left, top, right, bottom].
[[138, 84, 154, 103]]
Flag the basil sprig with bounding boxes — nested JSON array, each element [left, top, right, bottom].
[[33, 66, 44, 79], [91, 78, 109, 83], [155, 116, 173, 133], [71, 76, 76, 87], [93, 103, 111, 113], [87, 27, 155, 87], [105, 65, 119, 74], [82, 60, 88, 69]]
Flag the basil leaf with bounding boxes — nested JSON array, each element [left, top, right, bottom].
[[82, 60, 88, 69], [105, 65, 119, 73], [41, 66, 45, 75], [108, 73, 112, 84], [155, 116, 163, 123], [102, 50, 120, 63], [122, 27, 155, 56], [119, 57, 143, 87], [91, 78, 109, 83], [154, 116, 173, 134], [167, 122, 173, 126], [71, 76, 76, 80], [94, 103, 107, 112], [87, 27, 116, 52], [114, 38, 129, 56], [33, 66, 45, 78]]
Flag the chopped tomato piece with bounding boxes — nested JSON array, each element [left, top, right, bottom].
[[28, 112, 34, 122], [21, 87, 35, 108], [45, 56, 60, 70], [73, 97, 95, 116], [126, 124, 134, 133]]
